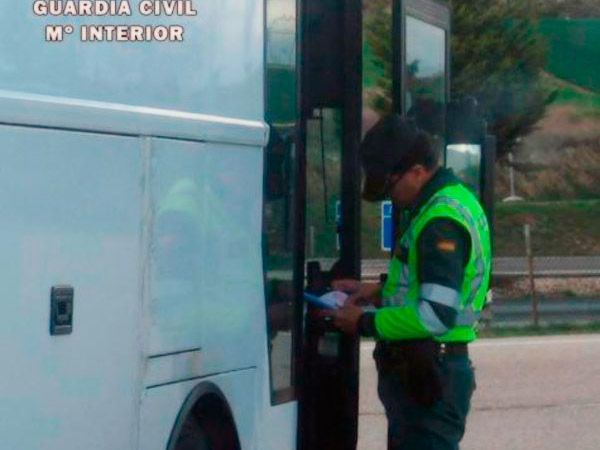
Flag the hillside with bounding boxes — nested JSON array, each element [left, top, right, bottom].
[[495, 105, 600, 200], [495, 75, 600, 201], [494, 200, 600, 256], [539, 19, 600, 93], [316, 19, 600, 259]]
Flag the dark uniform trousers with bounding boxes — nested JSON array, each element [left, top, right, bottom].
[[375, 341, 476, 450]]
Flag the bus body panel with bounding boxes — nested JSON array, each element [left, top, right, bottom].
[[255, 401, 298, 450], [0, 0, 265, 122], [139, 370, 258, 450], [147, 139, 266, 368], [0, 1, 303, 448], [0, 125, 144, 450], [141, 134, 299, 450]]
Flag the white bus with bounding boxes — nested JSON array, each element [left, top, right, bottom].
[[0, 1, 492, 449]]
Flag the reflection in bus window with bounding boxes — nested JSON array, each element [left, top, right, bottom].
[[305, 108, 342, 263], [363, 0, 393, 137], [406, 16, 446, 141], [446, 144, 482, 196], [153, 164, 208, 350], [362, 0, 393, 259], [263, 0, 298, 402], [151, 148, 258, 352]]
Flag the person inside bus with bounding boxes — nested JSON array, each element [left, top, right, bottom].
[[328, 114, 492, 450]]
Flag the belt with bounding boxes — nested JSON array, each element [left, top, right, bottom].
[[438, 342, 469, 356], [375, 340, 469, 359]]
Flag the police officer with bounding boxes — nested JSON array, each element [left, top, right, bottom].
[[330, 114, 492, 450]]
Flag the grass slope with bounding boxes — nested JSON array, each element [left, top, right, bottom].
[[494, 200, 600, 256], [539, 18, 600, 93]]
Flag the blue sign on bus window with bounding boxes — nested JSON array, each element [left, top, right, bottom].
[[381, 201, 393, 252]]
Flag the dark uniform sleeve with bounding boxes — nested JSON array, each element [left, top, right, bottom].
[[416, 219, 470, 330]]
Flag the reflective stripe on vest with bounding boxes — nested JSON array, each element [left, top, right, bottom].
[[381, 183, 492, 340], [420, 283, 461, 309], [424, 195, 487, 310]]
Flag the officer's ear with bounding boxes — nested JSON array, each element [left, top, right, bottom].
[[409, 164, 436, 187], [407, 164, 427, 179]]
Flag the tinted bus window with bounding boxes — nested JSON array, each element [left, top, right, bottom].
[[0, 2, 262, 119], [362, 0, 393, 259], [263, 0, 298, 403], [363, 0, 393, 137], [446, 143, 482, 195], [405, 16, 447, 141], [305, 108, 342, 263]]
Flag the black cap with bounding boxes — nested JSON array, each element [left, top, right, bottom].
[[360, 114, 433, 202]]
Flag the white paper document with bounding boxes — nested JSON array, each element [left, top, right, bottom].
[[303, 290, 349, 309]]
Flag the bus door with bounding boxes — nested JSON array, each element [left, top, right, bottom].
[[298, 1, 362, 449], [363, 0, 452, 255], [298, 1, 454, 450]]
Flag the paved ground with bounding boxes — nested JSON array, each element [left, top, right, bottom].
[[357, 334, 600, 450]]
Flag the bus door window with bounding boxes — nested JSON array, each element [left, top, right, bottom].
[[363, 0, 393, 137], [446, 143, 482, 194], [446, 98, 487, 196], [263, 0, 299, 404], [305, 108, 343, 267], [363, 0, 394, 259], [405, 15, 448, 151]]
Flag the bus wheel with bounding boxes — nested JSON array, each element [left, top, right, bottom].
[[175, 414, 212, 450]]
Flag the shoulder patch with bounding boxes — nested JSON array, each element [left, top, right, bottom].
[[436, 239, 457, 253]]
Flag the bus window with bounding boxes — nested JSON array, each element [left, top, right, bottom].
[[363, 0, 393, 137], [263, 0, 298, 404], [446, 143, 482, 195], [362, 0, 393, 259], [405, 16, 447, 144], [305, 108, 343, 265], [0, 3, 262, 119]]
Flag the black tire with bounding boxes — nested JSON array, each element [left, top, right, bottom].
[[175, 415, 212, 450]]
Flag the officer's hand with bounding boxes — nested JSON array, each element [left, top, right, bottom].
[[329, 305, 364, 335], [346, 282, 382, 307], [331, 278, 362, 295]]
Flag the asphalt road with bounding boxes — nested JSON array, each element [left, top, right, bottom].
[[357, 334, 600, 450]]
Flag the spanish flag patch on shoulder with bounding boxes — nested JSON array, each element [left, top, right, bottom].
[[437, 239, 457, 252]]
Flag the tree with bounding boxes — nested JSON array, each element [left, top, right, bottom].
[[364, 0, 552, 158], [450, 0, 552, 158], [536, 0, 600, 18], [363, 0, 393, 115]]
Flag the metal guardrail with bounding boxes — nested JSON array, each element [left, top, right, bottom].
[[304, 257, 600, 281], [493, 256, 600, 277], [357, 257, 600, 281], [489, 298, 600, 325]]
